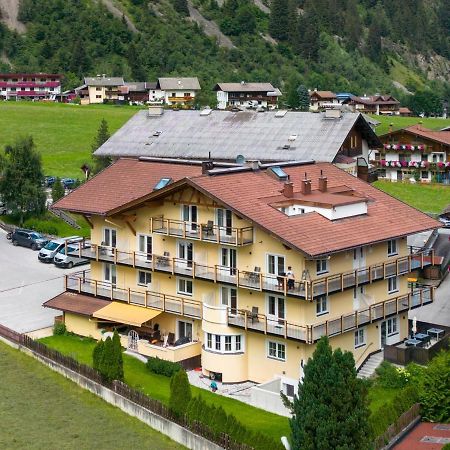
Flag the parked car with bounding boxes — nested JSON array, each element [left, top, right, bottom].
[[11, 229, 48, 250], [61, 178, 77, 189], [0, 202, 7, 215], [53, 242, 90, 268], [438, 215, 450, 228], [38, 236, 82, 263], [44, 176, 56, 187]]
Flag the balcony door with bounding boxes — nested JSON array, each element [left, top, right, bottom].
[[103, 228, 117, 247], [217, 208, 233, 237], [182, 204, 198, 232], [353, 246, 367, 282], [138, 234, 152, 262], [267, 295, 285, 323], [104, 263, 117, 288], [221, 286, 237, 314], [177, 240, 193, 270], [177, 320, 193, 341], [221, 247, 237, 277], [267, 254, 285, 286]]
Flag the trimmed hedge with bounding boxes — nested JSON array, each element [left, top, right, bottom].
[[53, 322, 67, 336], [146, 356, 182, 377]]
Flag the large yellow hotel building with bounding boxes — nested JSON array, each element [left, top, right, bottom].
[[45, 158, 437, 389]]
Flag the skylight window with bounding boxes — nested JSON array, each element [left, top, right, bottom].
[[153, 177, 172, 191], [269, 166, 289, 181]]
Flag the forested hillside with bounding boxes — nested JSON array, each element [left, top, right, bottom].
[[0, 0, 448, 107]]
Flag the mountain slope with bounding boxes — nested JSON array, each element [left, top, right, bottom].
[[0, 0, 448, 107]]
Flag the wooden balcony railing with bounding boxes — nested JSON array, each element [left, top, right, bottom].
[[72, 245, 434, 301], [65, 272, 202, 320], [150, 217, 254, 246], [227, 287, 434, 344]]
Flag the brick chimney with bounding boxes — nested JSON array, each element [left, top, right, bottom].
[[282, 181, 294, 198], [318, 170, 327, 192], [301, 173, 311, 195], [202, 160, 214, 175]]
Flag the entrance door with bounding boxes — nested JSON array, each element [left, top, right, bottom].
[[128, 330, 139, 350], [217, 208, 233, 237], [178, 241, 193, 269], [178, 320, 193, 341], [221, 247, 237, 276], [182, 205, 198, 232], [138, 234, 152, 261], [380, 320, 387, 348]]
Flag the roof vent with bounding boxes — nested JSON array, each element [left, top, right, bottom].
[[148, 106, 164, 117], [246, 160, 260, 171], [282, 144, 291, 150], [200, 108, 212, 116], [275, 110, 288, 118], [236, 154, 246, 165], [153, 130, 162, 137], [288, 135, 297, 141]]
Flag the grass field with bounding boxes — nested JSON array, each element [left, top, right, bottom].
[[369, 114, 450, 135], [0, 341, 183, 450], [40, 334, 290, 442], [372, 180, 450, 214], [0, 102, 139, 178]]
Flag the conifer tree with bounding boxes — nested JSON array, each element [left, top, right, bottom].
[[91, 119, 111, 174], [51, 177, 65, 203], [92, 339, 104, 371], [169, 369, 192, 418], [288, 337, 371, 450], [297, 85, 310, 111], [112, 329, 124, 382], [269, 0, 290, 41]]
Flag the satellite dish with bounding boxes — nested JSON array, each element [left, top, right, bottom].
[[236, 154, 246, 164]]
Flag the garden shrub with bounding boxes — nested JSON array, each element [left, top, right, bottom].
[[23, 217, 58, 236], [53, 322, 67, 336], [375, 361, 408, 388], [91, 332, 124, 382], [146, 357, 182, 377], [169, 369, 191, 418]]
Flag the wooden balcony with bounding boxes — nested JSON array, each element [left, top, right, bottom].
[[167, 96, 193, 102], [65, 272, 202, 320], [73, 245, 435, 301], [150, 217, 254, 246], [227, 287, 434, 344]]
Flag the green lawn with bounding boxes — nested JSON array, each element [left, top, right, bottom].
[[370, 114, 450, 135], [0, 102, 139, 178], [40, 334, 290, 442], [373, 180, 450, 214], [367, 384, 397, 414], [0, 341, 183, 450]]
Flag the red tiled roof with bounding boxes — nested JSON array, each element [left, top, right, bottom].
[[310, 91, 337, 100], [53, 159, 203, 215], [403, 124, 450, 146], [43, 292, 111, 316]]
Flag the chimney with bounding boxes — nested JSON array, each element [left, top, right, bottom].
[[202, 160, 214, 175], [282, 181, 294, 198], [301, 173, 311, 195], [318, 170, 327, 192], [246, 160, 260, 171]]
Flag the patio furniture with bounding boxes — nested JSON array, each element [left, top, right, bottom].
[[247, 266, 261, 284], [167, 332, 175, 346], [251, 306, 259, 323], [202, 220, 214, 236], [404, 338, 422, 347], [414, 332, 431, 345], [427, 328, 444, 340], [157, 252, 170, 267]]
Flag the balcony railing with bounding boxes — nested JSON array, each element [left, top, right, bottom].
[[65, 272, 202, 320], [150, 217, 254, 246], [227, 287, 434, 344], [73, 245, 434, 301]]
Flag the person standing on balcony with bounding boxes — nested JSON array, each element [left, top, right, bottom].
[[286, 266, 295, 290]]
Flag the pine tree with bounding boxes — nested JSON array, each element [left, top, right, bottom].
[[51, 177, 65, 203], [297, 85, 310, 111], [112, 329, 124, 382], [288, 337, 371, 450], [286, 75, 301, 108], [92, 339, 104, 371], [169, 369, 192, 418], [171, 0, 189, 16], [269, 0, 290, 41], [91, 119, 111, 174]]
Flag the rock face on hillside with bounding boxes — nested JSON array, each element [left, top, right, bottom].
[[0, 0, 26, 33]]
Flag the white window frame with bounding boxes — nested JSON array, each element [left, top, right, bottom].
[[387, 276, 398, 294], [220, 286, 238, 312], [137, 270, 151, 287], [387, 239, 398, 256], [266, 253, 285, 276], [387, 317, 398, 336], [267, 295, 285, 321], [316, 259, 328, 275], [177, 277, 193, 296], [103, 263, 117, 287], [204, 333, 244, 353], [267, 340, 286, 361], [103, 227, 117, 248], [354, 328, 366, 348], [316, 295, 329, 316], [137, 234, 152, 259], [176, 319, 193, 341]]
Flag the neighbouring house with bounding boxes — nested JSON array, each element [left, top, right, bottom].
[[373, 124, 450, 183], [336, 92, 354, 103], [80, 76, 126, 105], [309, 90, 339, 110], [45, 157, 438, 389], [147, 82, 164, 104], [124, 82, 154, 103], [344, 95, 401, 115], [156, 77, 201, 107], [0, 73, 62, 100], [399, 107, 412, 117], [94, 109, 381, 179], [213, 82, 282, 110]]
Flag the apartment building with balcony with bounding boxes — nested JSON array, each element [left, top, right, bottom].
[[44, 158, 438, 388], [0, 73, 62, 100], [214, 82, 282, 110], [372, 124, 450, 183], [156, 77, 201, 107], [79, 76, 126, 104]]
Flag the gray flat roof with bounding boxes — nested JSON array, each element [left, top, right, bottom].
[[95, 109, 381, 162], [157, 77, 201, 90]]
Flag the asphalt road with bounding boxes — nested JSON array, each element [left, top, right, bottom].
[[0, 228, 80, 332]]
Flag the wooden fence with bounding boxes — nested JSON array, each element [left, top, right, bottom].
[[0, 324, 254, 450]]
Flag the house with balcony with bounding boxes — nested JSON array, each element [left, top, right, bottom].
[[156, 77, 201, 107], [214, 82, 282, 110], [373, 124, 450, 183], [82, 76, 126, 104], [44, 157, 438, 391], [309, 90, 339, 111], [0, 73, 62, 100], [344, 95, 401, 115]]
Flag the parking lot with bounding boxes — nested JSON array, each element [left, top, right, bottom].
[[0, 228, 81, 333]]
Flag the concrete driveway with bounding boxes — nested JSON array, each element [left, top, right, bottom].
[[0, 228, 82, 333]]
